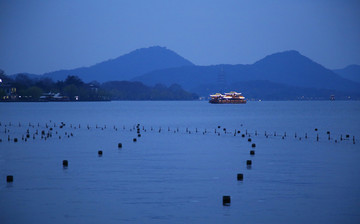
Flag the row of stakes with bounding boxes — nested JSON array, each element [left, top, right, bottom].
[[61, 129, 139, 167], [222, 130, 355, 205], [6, 124, 142, 183], [0, 121, 145, 143], [4, 123, 255, 207], [0, 121, 76, 142], [0, 120, 356, 145], [4, 122, 357, 189], [223, 135, 256, 206]]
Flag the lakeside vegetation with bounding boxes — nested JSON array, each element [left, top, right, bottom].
[[0, 71, 198, 101]]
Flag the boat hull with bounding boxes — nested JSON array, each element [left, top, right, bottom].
[[209, 99, 247, 104]]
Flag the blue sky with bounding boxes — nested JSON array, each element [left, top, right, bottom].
[[0, 0, 359, 75]]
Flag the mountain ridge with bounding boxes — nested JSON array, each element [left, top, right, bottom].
[[133, 50, 360, 96], [333, 65, 360, 83], [40, 46, 194, 82], [5, 47, 360, 100]]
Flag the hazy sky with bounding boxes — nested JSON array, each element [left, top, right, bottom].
[[1, 0, 359, 75]]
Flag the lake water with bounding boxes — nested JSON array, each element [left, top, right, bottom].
[[0, 101, 360, 224]]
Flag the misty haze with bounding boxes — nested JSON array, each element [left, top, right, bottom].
[[1, 1, 359, 224]]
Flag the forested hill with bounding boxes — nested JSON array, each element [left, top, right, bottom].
[[0, 73, 197, 101], [40, 46, 194, 82]]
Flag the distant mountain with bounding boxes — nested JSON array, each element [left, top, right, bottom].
[[4, 47, 360, 100], [333, 65, 360, 83], [134, 50, 360, 97], [41, 46, 194, 82], [252, 51, 360, 92]]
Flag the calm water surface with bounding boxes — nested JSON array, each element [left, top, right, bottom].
[[0, 101, 359, 224]]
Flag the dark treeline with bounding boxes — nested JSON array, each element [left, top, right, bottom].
[[0, 71, 198, 101]]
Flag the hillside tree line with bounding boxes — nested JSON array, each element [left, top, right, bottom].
[[0, 71, 197, 101]]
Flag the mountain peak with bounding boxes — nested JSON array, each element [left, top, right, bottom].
[[333, 64, 360, 83], [282, 50, 300, 54], [122, 46, 192, 63], [131, 46, 169, 53], [271, 50, 301, 56], [258, 49, 302, 59], [343, 64, 360, 70], [254, 50, 314, 67], [43, 46, 194, 82]]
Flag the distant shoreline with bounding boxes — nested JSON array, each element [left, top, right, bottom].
[[1, 99, 358, 103]]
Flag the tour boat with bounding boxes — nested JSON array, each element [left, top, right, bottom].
[[209, 91, 246, 104]]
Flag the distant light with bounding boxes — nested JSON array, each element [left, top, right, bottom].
[[0, 79, 2, 83]]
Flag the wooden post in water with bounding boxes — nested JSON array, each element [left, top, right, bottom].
[[223, 196, 231, 205], [6, 175, 13, 183]]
